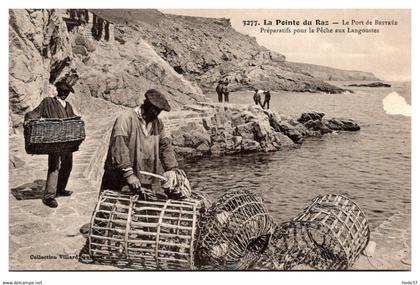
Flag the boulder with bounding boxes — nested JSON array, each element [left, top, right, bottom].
[[267, 111, 283, 132], [173, 146, 196, 158], [241, 139, 260, 152], [197, 143, 211, 153], [234, 122, 255, 140], [298, 112, 325, 124], [273, 132, 296, 149], [326, 118, 360, 131], [304, 120, 332, 135], [278, 121, 304, 144], [231, 111, 256, 127]]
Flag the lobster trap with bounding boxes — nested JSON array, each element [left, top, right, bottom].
[[264, 194, 370, 270], [195, 189, 275, 270], [24, 116, 85, 154], [88, 190, 203, 270]]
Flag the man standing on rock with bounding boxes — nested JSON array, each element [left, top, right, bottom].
[[253, 89, 263, 107], [100, 89, 191, 199], [25, 80, 77, 208], [262, 90, 271, 109]]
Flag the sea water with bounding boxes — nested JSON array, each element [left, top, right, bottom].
[[182, 81, 411, 228]]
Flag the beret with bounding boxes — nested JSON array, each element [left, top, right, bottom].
[[145, 89, 171, 112], [55, 80, 75, 93]]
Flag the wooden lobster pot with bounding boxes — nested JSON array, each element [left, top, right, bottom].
[[196, 189, 275, 270], [89, 190, 201, 270], [271, 194, 370, 270]]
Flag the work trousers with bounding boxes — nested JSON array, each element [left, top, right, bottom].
[[263, 100, 270, 109], [224, 93, 229, 103], [217, 92, 223, 102], [44, 152, 73, 199]]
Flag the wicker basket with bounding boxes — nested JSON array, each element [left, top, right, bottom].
[[265, 194, 370, 270], [195, 189, 275, 270], [24, 116, 85, 154], [88, 190, 202, 270]]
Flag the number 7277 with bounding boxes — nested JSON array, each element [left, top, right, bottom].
[[242, 20, 259, 26]]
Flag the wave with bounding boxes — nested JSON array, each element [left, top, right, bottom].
[[382, 91, 411, 117]]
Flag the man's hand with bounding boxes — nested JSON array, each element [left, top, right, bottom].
[[126, 174, 141, 190], [162, 169, 191, 199], [162, 170, 177, 189]]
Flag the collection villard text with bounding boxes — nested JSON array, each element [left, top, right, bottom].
[[30, 254, 78, 260]]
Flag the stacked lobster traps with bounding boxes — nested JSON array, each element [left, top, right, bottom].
[[83, 190, 370, 270]]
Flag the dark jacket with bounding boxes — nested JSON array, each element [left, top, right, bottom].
[[25, 97, 76, 120]]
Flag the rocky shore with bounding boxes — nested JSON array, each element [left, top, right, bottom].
[[169, 103, 360, 160]]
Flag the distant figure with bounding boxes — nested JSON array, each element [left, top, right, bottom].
[[253, 89, 264, 107], [262, 90, 271, 109], [216, 81, 229, 103]]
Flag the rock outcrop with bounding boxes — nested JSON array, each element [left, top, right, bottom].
[[8, 9, 207, 132], [167, 103, 360, 159], [287, 62, 379, 81], [345, 82, 391, 88]]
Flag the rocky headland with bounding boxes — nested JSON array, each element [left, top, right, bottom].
[[345, 82, 392, 88], [287, 62, 379, 82]]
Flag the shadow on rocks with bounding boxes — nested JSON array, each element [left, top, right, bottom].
[[11, 179, 46, 200]]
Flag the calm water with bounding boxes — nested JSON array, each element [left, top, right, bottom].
[[182, 82, 411, 228]]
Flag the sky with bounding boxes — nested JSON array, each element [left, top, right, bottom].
[[162, 9, 411, 81]]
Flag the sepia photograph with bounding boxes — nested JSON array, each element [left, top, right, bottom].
[[5, 4, 414, 280]]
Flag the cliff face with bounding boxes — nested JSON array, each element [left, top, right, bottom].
[[9, 9, 206, 130], [9, 9, 78, 128], [103, 11, 345, 93]]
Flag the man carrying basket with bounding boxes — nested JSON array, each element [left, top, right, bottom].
[[25, 80, 78, 208]]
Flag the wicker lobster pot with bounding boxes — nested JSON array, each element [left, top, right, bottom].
[[88, 190, 202, 270], [24, 116, 85, 154], [268, 194, 370, 270], [195, 189, 275, 270]]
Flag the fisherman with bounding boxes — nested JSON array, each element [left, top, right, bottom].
[[253, 89, 264, 107], [100, 89, 191, 199], [262, 90, 271, 109], [25, 80, 77, 208], [216, 81, 229, 103], [222, 81, 230, 103]]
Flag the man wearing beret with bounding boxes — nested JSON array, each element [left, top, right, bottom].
[[25, 80, 77, 208], [100, 89, 190, 199]]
